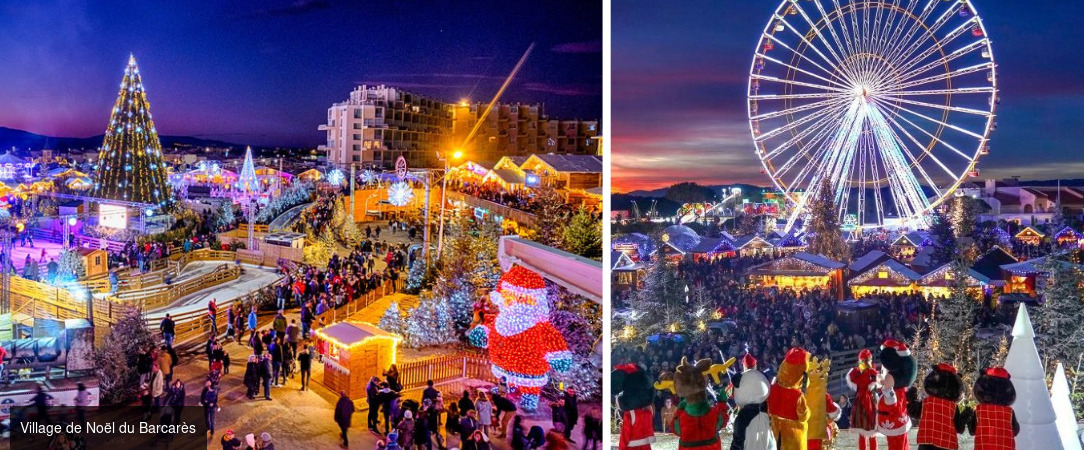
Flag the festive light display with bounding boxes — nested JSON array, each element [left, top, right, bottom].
[[387, 181, 413, 206], [468, 265, 571, 411], [92, 54, 172, 206], [749, 0, 997, 230], [235, 146, 259, 196], [327, 168, 345, 186]]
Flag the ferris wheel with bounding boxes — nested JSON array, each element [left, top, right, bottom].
[[748, 0, 998, 230]]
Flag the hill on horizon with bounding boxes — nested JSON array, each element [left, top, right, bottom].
[[0, 126, 282, 155]]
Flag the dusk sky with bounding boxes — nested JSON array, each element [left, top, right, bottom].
[[0, 0, 601, 147], [613, 0, 1084, 192]]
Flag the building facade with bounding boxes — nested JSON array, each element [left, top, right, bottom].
[[319, 85, 453, 168], [450, 102, 599, 162]]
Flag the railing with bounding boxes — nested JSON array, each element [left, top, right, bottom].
[[317, 278, 404, 324], [445, 191, 537, 226], [112, 263, 241, 310], [397, 353, 494, 389], [828, 348, 861, 395]]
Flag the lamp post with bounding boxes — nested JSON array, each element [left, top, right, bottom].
[[436, 149, 463, 259]]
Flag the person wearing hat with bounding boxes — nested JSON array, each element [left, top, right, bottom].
[[846, 348, 879, 450], [395, 410, 415, 449], [220, 429, 241, 450], [260, 432, 275, 450]]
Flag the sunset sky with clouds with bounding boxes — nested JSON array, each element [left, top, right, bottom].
[[613, 0, 1084, 192]]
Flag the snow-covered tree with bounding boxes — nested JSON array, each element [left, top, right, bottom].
[[533, 187, 566, 248], [330, 199, 360, 247], [930, 212, 957, 267], [1034, 257, 1084, 371], [806, 179, 851, 263], [404, 296, 458, 348], [562, 207, 602, 260], [628, 259, 684, 335], [432, 216, 501, 331], [549, 283, 602, 400], [55, 248, 86, 283], [378, 301, 407, 336], [431, 298, 458, 345], [405, 260, 428, 294], [93, 307, 156, 403], [214, 201, 236, 231], [930, 259, 978, 387], [302, 234, 334, 267]]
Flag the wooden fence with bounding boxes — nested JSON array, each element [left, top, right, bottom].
[[397, 352, 494, 389], [828, 349, 861, 395]]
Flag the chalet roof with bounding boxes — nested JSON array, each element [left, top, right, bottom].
[[734, 235, 774, 249], [918, 263, 991, 287], [1015, 226, 1045, 238], [747, 252, 845, 276], [611, 232, 656, 257], [661, 224, 701, 254], [611, 251, 639, 270], [850, 250, 891, 274], [992, 192, 1020, 206], [317, 321, 397, 347], [971, 246, 1018, 281], [490, 168, 525, 185], [530, 154, 602, 173], [893, 232, 929, 247], [1054, 226, 1079, 239], [1022, 187, 1050, 200], [690, 237, 735, 254], [911, 246, 938, 272]]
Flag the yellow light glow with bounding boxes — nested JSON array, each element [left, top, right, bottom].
[[452, 150, 464, 160], [459, 100, 469, 107]]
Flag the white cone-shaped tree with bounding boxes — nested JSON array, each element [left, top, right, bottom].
[[1052, 362, 1082, 450], [1005, 305, 1064, 450]]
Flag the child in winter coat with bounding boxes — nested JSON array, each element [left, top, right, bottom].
[[475, 391, 493, 436]]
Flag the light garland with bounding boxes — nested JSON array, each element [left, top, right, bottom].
[[92, 54, 172, 207], [469, 265, 571, 411], [387, 181, 413, 206]]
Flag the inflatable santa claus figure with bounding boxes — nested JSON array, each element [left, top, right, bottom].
[[468, 265, 572, 411]]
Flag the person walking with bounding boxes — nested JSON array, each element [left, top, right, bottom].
[[475, 391, 492, 437], [160, 314, 175, 347], [272, 310, 286, 340], [260, 432, 276, 450], [285, 319, 300, 354], [201, 380, 219, 436], [157, 346, 173, 384], [459, 409, 479, 445], [247, 307, 258, 344], [74, 383, 89, 426], [458, 390, 475, 418], [298, 344, 312, 391], [562, 387, 579, 441], [208, 299, 218, 337], [334, 390, 355, 448], [396, 410, 415, 449], [225, 304, 235, 342], [243, 355, 259, 399], [269, 339, 284, 387], [581, 411, 602, 450]]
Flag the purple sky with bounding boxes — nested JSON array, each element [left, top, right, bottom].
[[0, 0, 601, 147]]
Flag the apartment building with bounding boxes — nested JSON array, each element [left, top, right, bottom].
[[450, 101, 600, 162]]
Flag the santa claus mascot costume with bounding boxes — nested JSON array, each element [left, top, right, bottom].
[[468, 265, 572, 411], [847, 349, 880, 450]]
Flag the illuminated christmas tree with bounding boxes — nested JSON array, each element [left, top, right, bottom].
[[92, 54, 172, 206], [236, 146, 259, 197]]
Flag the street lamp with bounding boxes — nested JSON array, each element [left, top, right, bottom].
[[436, 149, 463, 259]]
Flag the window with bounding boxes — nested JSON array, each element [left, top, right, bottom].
[[568, 138, 575, 146], [353, 134, 361, 141], [354, 109, 362, 119], [877, 271, 888, 279], [352, 155, 361, 162], [353, 123, 361, 129], [352, 144, 361, 151]]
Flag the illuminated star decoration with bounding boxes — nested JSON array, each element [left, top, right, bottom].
[[387, 181, 414, 206], [362, 169, 378, 185], [327, 169, 345, 186]]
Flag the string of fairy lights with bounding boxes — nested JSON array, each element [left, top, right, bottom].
[[92, 54, 172, 207]]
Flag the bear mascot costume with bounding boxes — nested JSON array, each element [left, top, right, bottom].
[[657, 357, 734, 450], [612, 363, 656, 450], [730, 354, 776, 450], [968, 367, 1020, 450], [876, 340, 918, 450], [916, 363, 970, 450], [467, 265, 571, 411], [847, 349, 879, 450]]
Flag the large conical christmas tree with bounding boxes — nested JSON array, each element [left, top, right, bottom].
[[92, 54, 172, 206], [1004, 304, 1063, 450], [236, 146, 259, 196]]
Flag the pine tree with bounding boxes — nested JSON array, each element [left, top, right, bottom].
[[930, 258, 978, 388], [93, 307, 156, 403], [629, 259, 684, 335], [562, 207, 602, 260], [1033, 257, 1084, 371], [214, 201, 236, 231], [92, 55, 172, 206], [805, 179, 851, 262], [533, 187, 566, 248], [378, 301, 407, 336], [432, 215, 501, 331], [405, 299, 436, 348], [432, 298, 458, 345], [330, 199, 359, 247], [945, 196, 979, 239], [930, 212, 957, 266], [55, 248, 86, 283], [405, 260, 428, 294]]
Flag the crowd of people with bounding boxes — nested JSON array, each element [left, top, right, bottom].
[[450, 181, 543, 214]]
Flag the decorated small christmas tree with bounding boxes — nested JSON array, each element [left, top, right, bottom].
[[1052, 362, 1082, 450], [404, 299, 436, 348], [92, 55, 172, 206], [1004, 304, 1063, 450], [805, 178, 851, 263], [378, 301, 407, 337]]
